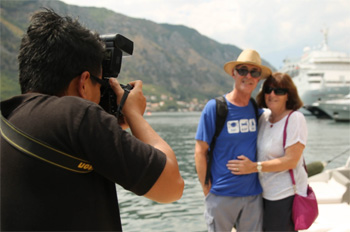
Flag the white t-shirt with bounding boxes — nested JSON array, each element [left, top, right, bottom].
[[257, 109, 308, 200]]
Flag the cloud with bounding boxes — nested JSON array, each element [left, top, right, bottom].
[[61, 0, 350, 68]]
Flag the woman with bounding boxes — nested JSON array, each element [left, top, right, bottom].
[[226, 72, 308, 231]]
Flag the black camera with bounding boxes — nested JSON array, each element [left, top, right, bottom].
[[98, 34, 134, 117]]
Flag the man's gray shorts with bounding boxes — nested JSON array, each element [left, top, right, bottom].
[[204, 192, 263, 232]]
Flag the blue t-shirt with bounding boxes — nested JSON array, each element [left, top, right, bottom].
[[195, 96, 263, 196]]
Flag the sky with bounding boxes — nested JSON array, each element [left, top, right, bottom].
[[60, 0, 350, 69]]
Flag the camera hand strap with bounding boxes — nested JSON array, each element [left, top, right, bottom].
[[116, 84, 133, 118], [0, 113, 93, 174]]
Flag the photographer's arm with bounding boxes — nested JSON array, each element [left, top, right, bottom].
[[109, 78, 184, 203]]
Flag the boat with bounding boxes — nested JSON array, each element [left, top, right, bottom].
[[312, 94, 350, 122], [303, 156, 350, 231], [280, 28, 350, 118]]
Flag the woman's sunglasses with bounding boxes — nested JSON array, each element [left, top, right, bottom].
[[264, 86, 288, 95], [235, 68, 261, 78]]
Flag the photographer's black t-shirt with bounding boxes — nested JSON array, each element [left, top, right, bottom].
[[0, 93, 166, 231]]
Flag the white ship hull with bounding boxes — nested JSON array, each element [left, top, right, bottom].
[[314, 95, 350, 122], [294, 73, 350, 106]]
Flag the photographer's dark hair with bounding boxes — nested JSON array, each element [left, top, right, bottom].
[[256, 72, 303, 110], [18, 8, 105, 95]]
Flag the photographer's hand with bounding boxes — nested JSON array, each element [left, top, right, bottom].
[[109, 78, 184, 203], [109, 78, 146, 129], [109, 78, 146, 116]]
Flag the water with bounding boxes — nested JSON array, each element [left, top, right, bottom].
[[117, 112, 350, 232]]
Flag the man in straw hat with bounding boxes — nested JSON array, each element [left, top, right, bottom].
[[195, 49, 272, 231]]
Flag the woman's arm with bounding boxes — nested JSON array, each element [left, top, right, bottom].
[[227, 142, 305, 175]]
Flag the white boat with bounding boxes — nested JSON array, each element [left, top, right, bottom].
[[312, 94, 350, 122], [280, 28, 350, 118], [304, 156, 350, 231]]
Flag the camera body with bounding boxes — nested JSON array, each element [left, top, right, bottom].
[[98, 34, 134, 117]]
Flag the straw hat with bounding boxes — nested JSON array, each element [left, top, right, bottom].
[[223, 49, 272, 79]]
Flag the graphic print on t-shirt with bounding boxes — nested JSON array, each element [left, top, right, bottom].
[[227, 118, 256, 134]]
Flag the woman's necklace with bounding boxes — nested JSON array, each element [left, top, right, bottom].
[[269, 110, 291, 128]]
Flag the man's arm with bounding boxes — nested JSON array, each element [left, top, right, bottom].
[[110, 78, 184, 203], [194, 140, 211, 196]]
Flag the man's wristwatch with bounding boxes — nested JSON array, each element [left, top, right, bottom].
[[257, 162, 262, 173]]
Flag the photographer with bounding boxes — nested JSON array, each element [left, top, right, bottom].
[[0, 9, 184, 231]]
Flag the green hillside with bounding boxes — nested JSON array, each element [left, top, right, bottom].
[[0, 0, 275, 106]]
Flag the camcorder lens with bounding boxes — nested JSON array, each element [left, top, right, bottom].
[[98, 34, 134, 118]]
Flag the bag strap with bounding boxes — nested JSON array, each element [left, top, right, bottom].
[[205, 96, 228, 185], [0, 113, 93, 174], [283, 111, 307, 192], [250, 97, 259, 124]]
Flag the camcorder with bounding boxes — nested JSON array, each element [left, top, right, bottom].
[[98, 34, 134, 118]]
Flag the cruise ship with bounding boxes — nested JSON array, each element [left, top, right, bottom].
[[280, 29, 350, 118], [315, 94, 350, 122]]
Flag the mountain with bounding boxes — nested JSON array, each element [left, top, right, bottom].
[[0, 0, 275, 106]]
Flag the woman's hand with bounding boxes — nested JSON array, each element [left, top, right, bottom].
[[226, 155, 256, 175]]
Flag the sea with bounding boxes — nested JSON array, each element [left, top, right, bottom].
[[117, 112, 350, 232]]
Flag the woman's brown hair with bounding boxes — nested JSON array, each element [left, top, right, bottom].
[[256, 72, 303, 110]]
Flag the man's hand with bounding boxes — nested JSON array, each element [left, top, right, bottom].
[[109, 78, 146, 128]]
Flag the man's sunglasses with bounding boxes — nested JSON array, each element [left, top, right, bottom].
[[90, 75, 110, 88], [264, 86, 288, 95], [235, 68, 261, 78], [90, 74, 132, 93]]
